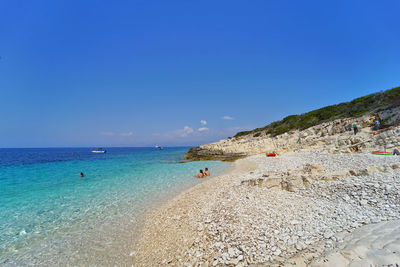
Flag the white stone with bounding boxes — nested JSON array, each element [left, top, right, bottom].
[[324, 231, 334, 239], [228, 247, 235, 258], [273, 249, 281, 256]]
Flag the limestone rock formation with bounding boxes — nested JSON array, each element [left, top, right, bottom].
[[187, 107, 400, 160]]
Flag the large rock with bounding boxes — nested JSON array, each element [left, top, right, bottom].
[[185, 146, 246, 161]]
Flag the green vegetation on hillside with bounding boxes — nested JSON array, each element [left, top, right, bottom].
[[235, 86, 400, 138]]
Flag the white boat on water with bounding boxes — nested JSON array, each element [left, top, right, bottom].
[[91, 148, 107, 153], [155, 145, 163, 150]]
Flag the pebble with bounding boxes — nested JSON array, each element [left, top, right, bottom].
[[273, 249, 281, 256], [228, 247, 235, 257], [324, 231, 334, 239]]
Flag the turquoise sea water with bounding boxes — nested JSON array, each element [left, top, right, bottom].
[[0, 147, 230, 265]]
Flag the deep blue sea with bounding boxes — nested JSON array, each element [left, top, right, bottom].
[[0, 147, 230, 265]]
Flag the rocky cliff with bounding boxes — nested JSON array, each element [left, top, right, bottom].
[[187, 107, 400, 160]]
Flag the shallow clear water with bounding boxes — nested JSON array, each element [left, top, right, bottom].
[[0, 147, 230, 265]]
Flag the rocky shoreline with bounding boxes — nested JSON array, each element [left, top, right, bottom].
[[185, 146, 247, 162], [186, 108, 400, 161], [135, 152, 400, 266]]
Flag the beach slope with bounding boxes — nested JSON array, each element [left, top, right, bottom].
[[135, 152, 400, 266]]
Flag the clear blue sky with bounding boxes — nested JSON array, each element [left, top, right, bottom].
[[1, 0, 399, 147]]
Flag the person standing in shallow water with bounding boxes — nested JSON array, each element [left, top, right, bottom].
[[197, 170, 204, 178], [204, 168, 210, 176]]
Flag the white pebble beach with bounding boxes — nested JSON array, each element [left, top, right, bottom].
[[135, 152, 400, 266]]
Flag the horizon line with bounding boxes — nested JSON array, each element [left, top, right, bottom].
[[0, 145, 193, 149]]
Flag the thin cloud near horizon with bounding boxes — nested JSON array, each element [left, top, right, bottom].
[[101, 131, 133, 136], [198, 127, 209, 132], [127, 124, 255, 146], [222, 115, 234, 120], [120, 132, 133, 136]]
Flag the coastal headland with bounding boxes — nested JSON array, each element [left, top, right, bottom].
[[186, 87, 400, 161], [136, 87, 400, 266]]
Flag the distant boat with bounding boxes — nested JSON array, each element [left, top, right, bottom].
[[91, 148, 107, 153], [155, 145, 163, 150]]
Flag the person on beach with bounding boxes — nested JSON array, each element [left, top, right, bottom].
[[394, 149, 400, 156], [80, 172, 84, 178], [375, 120, 380, 130], [353, 121, 359, 135], [197, 170, 204, 178], [204, 168, 210, 176]]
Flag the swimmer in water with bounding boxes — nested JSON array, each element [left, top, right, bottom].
[[196, 170, 204, 178], [80, 172, 84, 178]]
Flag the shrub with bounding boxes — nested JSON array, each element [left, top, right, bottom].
[[234, 86, 400, 138]]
